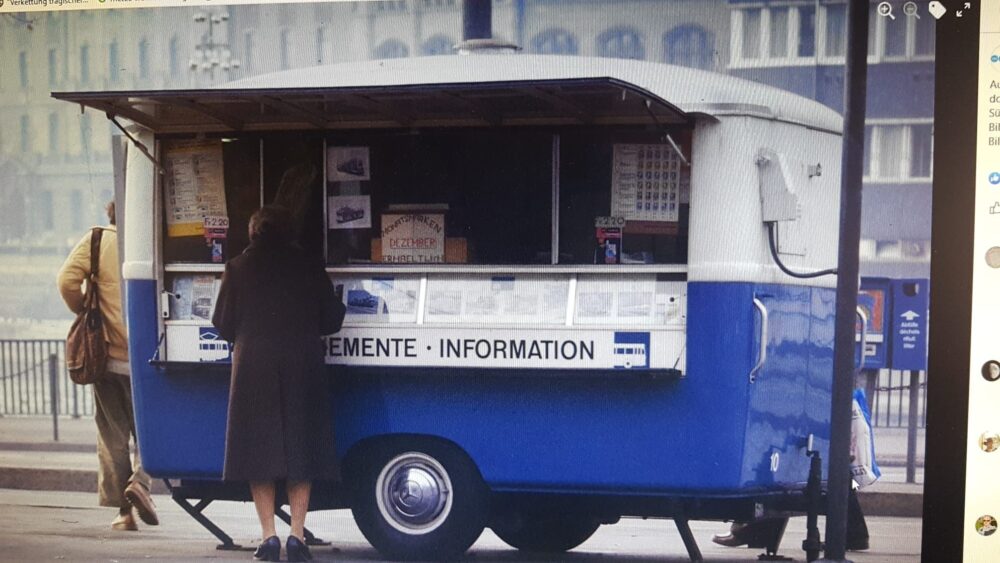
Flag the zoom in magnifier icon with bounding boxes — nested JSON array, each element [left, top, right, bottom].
[[878, 1, 895, 19]]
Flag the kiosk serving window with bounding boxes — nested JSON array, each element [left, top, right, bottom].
[[326, 130, 553, 265]]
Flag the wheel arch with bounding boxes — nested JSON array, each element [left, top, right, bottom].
[[342, 433, 488, 493]]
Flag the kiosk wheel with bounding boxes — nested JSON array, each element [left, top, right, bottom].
[[491, 510, 600, 553], [351, 439, 488, 561]]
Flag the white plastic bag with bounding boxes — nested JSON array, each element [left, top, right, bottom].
[[850, 388, 881, 488]]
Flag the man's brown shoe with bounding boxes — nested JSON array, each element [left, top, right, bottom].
[[124, 482, 159, 526], [111, 511, 138, 531]]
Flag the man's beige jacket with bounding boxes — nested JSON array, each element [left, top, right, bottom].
[[57, 226, 129, 362]]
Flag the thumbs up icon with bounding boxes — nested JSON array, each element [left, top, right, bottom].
[[991, 202, 1000, 215]]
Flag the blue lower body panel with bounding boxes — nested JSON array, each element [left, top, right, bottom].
[[128, 279, 834, 497]]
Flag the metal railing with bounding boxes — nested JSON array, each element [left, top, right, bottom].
[[0, 340, 94, 419], [869, 369, 927, 429]]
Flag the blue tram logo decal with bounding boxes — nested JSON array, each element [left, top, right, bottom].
[[613, 332, 650, 369], [198, 327, 232, 362]]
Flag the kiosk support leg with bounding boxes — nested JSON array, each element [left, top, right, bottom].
[[175, 497, 243, 551], [802, 452, 824, 562], [274, 506, 331, 546], [674, 516, 703, 562], [164, 480, 245, 551]]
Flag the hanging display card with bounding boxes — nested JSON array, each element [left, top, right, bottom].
[[328, 146, 371, 182], [381, 212, 445, 264], [164, 141, 228, 238], [611, 143, 681, 223], [328, 195, 372, 229]]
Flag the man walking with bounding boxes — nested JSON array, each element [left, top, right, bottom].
[[57, 201, 159, 531]]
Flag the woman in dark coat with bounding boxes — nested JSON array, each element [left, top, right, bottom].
[[212, 205, 346, 562]]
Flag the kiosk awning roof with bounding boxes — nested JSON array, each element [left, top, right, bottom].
[[52, 55, 843, 134]]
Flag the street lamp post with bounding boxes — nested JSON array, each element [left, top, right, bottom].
[[189, 9, 240, 86]]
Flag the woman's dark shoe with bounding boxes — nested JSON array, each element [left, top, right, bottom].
[[253, 536, 280, 562], [846, 538, 870, 551], [286, 535, 313, 562]]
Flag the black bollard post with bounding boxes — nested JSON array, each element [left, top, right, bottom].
[[49, 354, 59, 442], [906, 370, 921, 483]]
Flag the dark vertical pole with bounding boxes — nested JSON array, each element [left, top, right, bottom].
[[823, 0, 868, 560], [462, 0, 492, 41], [906, 370, 920, 483], [515, 0, 526, 49], [49, 354, 59, 442]]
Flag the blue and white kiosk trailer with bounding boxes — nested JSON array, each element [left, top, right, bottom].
[[55, 53, 849, 561]]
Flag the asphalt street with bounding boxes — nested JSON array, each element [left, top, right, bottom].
[[0, 488, 922, 562]]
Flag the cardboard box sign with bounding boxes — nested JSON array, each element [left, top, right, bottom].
[[371, 237, 468, 263], [380, 212, 446, 263]]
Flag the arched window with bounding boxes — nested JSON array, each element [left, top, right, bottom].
[[169, 36, 180, 78], [421, 35, 455, 56], [109, 41, 120, 82], [138, 38, 150, 80], [662, 25, 713, 70], [280, 30, 291, 69], [373, 39, 409, 59], [596, 27, 644, 60], [531, 28, 579, 55]]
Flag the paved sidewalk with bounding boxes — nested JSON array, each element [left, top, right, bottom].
[[0, 488, 921, 562], [0, 415, 924, 516]]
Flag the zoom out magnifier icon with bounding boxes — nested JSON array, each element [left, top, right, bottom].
[[903, 2, 920, 17], [878, 1, 895, 19]]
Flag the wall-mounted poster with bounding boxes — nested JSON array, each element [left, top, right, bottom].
[[164, 141, 227, 237], [610, 143, 682, 223], [328, 146, 371, 182], [381, 212, 445, 264], [328, 195, 372, 229]]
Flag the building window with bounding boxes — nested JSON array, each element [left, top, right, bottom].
[[48, 49, 58, 87], [20, 115, 30, 154], [316, 27, 327, 64], [821, 2, 934, 62], [532, 28, 579, 55], [798, 5, 816, 57], [824, 3, 847, 57], [243, 31, 254, 70], [280, 30, 291, 69], [914, 11, 935, 56], [865, 122, 933, 182], [109, 41, 120, 82], [373, 39, 409, 59], [19, 52, 29, 89], [663, 25, 713, 70], [139, 39, 150, 80], [70, 190, 84, 231], [80, 45, 90, 84], [910, 124, 933, 178], [36, 191, 54, 232], [80, 114, 93, 158], [597, 27, 645, 60], [169, 36, 180, 78], [732, 5, 816, 66], [421, 35, 455, 56], [49, 113, 60, 155]]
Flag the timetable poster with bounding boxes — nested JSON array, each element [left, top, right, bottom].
[[610, 143, 681, 223], [164, 141, 228, 237]]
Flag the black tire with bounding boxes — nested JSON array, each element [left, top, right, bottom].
[[491, 511, 600, 553], [350, 439, 488, 561]]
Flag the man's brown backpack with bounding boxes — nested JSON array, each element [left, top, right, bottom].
[[66, 228, 108, 385]]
